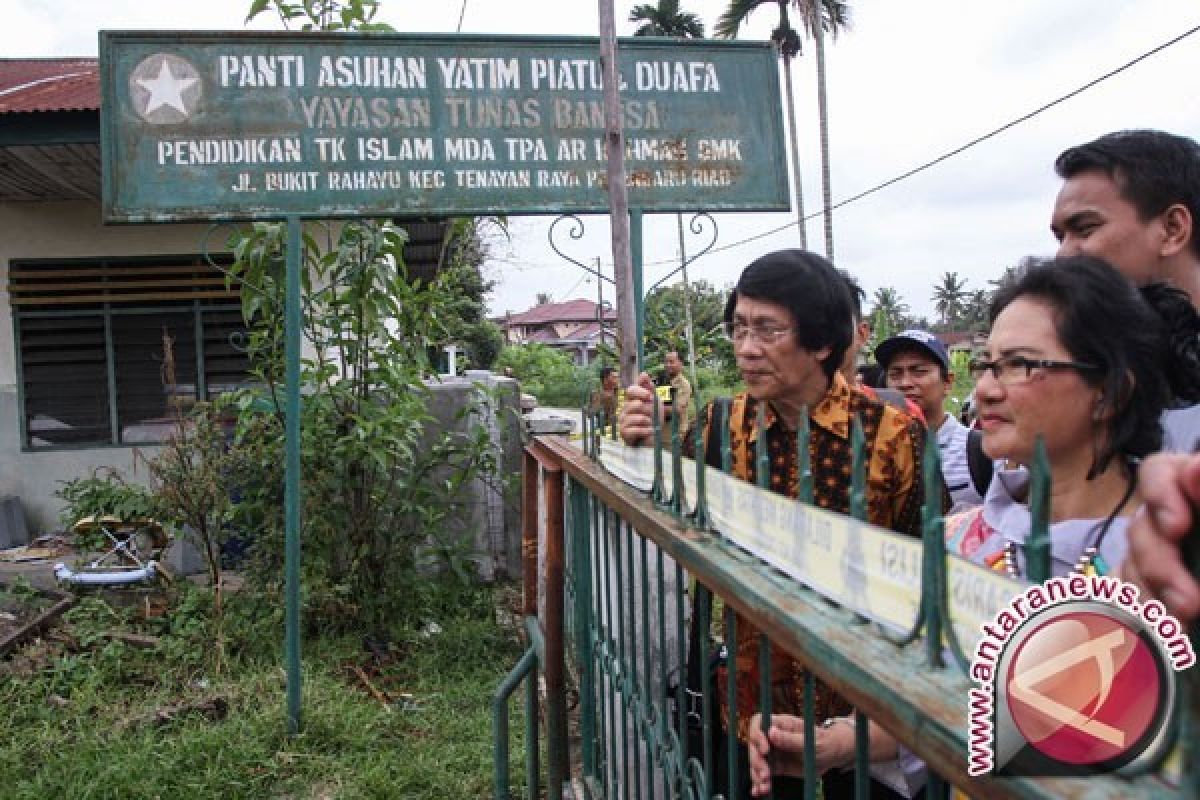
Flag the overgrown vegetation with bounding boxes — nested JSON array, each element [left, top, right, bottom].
[[0, 584, 526, 799], [7, 5, 528, 798], [494, 342, 594, 408]]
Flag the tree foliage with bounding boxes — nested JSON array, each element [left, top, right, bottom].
[[643, 280, 738, 386], [494, 343, 591, 408], [630, 0, 705, 38], [715, 0, 851, 58]]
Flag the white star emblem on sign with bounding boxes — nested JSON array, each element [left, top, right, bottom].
[[137, 59, 197, 116]]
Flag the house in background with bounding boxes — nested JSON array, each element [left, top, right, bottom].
[[497, 298, 615, 365], [0, 58, 451, 530]]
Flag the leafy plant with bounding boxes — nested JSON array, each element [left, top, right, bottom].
[[223, 217, 500, 638], [146, 396, 247, 671], [54, 468, 157, 534], [494, 343, 591, 408]]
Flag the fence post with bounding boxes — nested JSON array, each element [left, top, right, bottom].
[[523, 451, 539, 618], [544, 463, 569, 797]]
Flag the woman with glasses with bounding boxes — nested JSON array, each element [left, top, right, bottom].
[[944, 255, 1200, 576], [749, 256, 1200, 799]]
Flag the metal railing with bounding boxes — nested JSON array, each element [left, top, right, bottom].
[[495, 407, 1200, 800]]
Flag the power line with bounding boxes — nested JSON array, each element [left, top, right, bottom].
[[455, 0, 468, 33], [633, 20, 1200, 269]]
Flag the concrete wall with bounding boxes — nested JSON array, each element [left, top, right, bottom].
[[0, 199, 218, 387], [0, 199, 209, 529], [0, 387, 160, 531]]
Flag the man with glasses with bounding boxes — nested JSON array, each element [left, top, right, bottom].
[[876, 330, 983, 513], [619, 248, 928, 799]]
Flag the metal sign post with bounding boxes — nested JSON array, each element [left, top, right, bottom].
[[283, 216, 302, 734]]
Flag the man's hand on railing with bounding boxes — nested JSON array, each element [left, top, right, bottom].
[[618, 373, 662, 446], [1121, 451, 1200, 625], [746, 713, 853, 794], [747, 712, 905, 796]]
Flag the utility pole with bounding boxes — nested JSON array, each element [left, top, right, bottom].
[[599, 0, 638, 386]]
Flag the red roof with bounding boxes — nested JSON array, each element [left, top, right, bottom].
[[935, 331, 978, 347], [0, 59, 99, 114], [504, 298, 616, 326]]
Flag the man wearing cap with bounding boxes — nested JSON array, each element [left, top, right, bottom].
[[876, 330, 984, 512]]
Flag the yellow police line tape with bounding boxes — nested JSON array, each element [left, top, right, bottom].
[[592, 436, 1020, 657]]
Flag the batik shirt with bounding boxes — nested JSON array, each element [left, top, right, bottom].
[[687, 372, 927, 736]]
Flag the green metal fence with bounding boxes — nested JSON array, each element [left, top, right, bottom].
[[495, 407, 1200, 800]]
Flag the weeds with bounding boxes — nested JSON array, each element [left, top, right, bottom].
[[0, 581, 526, 799]]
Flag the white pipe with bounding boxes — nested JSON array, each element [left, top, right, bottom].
[[54, 562, 157, 586]]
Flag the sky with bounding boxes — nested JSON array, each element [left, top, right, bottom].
[[7, 0, 1200, 320]]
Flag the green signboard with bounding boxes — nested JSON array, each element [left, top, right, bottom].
[[100, 31, 788, 222]]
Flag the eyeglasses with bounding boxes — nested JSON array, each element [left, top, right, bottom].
[[724, 321, 795, 344], [969, 354, 1099, 385]]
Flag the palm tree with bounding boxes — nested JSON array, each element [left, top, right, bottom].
[[629, 0, 705, 37], [956, 288, 989, 332], [869, 286, 909, 333], [716, 0, 850, 256], [932, 272, 968, 329]]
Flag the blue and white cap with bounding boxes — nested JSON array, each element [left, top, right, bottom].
[[874, 329, 950, 371]]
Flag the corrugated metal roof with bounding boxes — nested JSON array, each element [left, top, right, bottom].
[[0, 59, 99, 114]]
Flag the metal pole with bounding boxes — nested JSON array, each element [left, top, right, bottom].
[[631, 209, 644, 370], [284, 214, 303, 735], [674, 213, 700, 390], [544, 465, 570, 796], [598, 0, 639, 385]]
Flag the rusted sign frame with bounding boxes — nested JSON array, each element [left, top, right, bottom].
[[99, 30, 788, 223]]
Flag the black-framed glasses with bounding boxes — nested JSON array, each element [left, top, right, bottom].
[[723, 321, 795, 344], [969, 354, 1099, 386]]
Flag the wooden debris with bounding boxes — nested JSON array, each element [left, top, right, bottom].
[[97, 630, 160, 649], [351, 664, 392, 712]]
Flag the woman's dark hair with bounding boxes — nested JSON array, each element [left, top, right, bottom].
[[723, 249, 854, 381], [989, 255, 1200, 475]]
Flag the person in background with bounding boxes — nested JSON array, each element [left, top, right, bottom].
[[876, 330, 983, 512], [588, 366, 619, 425], [839, 272, 926, 425], [620, 249, 926, 800], [663, 349, 693, 431], [1052, 129, 1200, 450]]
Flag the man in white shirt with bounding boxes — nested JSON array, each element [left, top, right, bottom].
[[876, 330, 984, 512]]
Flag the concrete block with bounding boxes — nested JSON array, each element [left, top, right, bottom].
[[163, 527, 206, 576], [0, 495, 29, 549]]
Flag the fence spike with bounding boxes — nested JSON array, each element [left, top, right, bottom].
[[1026, 436, 1052, 584], [693, 402, 710, 528], [720, 400, 733, 474], [850, 414, 866, 521], [756, 401, 769, 490], [798, 405, 813, 505], [651, 392, 664, 504], [670, 401, 684, 519], [921, 424, 946, 669]]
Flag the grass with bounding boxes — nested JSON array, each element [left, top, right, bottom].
[[0, 581, 528, 799]]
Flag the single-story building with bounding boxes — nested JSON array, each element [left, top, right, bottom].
[[0, 58, 453, 531]]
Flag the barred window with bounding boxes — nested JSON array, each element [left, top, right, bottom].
[[9, 255, 251, 449]]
